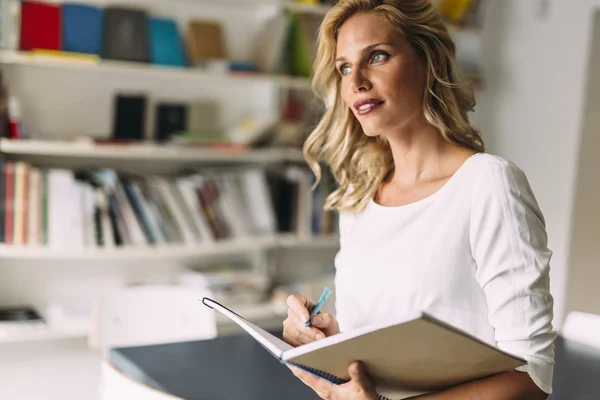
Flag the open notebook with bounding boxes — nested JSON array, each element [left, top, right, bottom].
[[201, 297, 526, 400]]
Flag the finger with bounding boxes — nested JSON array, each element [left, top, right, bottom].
[[286, 295, 313, 323], [285, 308, 326, 341], [348, 361, 373, 390], [286, 324, 325, 344], [289, 365, 333, 399], [310, 312, 335, 329]]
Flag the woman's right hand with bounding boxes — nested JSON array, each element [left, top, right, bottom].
[[283, 294, 340, 347]]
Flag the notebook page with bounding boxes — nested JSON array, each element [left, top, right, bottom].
[[282, 310, 423, 361], [201, 297, 293, 358]]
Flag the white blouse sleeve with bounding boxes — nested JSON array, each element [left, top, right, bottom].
[[334, 212, 355, 332], [469, 159, 556, 394]]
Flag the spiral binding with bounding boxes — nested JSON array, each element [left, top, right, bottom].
[[289, 362, 392, 400]]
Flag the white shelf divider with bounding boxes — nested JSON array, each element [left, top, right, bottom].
[[0, 138, 305, 164], [0, 234, 339, 263], [0, 50, 311, 90], [0, 301, 287, 344], [0, 325, 89, 344]]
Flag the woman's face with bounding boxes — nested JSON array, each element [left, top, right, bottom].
[[336, 13, 426, 137]]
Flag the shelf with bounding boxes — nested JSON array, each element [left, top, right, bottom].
[[0, 138, 306, 173], [0, 138, 305, 164], [170, 0, 332, 14], [278, 234, 340, 249], [0, 303, 285, 344], [0, 50, 312, 90], [0, 304, 284, 344], [0, 325, 88, 344], [0, 234, 339, 262]]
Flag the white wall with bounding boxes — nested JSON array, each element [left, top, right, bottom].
[[480, 0, 600, 328], [565, 10, 600, 318]]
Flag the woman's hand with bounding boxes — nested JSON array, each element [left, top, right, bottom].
[[283, 294, 340, 347], [289, 361, 378, 400]]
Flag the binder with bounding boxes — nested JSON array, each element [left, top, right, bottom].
[[62, 4, 103, 55], [202, 297, 527, 400]]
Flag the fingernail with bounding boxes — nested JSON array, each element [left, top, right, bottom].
[[316, 333, 325, 340]]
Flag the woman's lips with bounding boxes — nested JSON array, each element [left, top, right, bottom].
[[353, 99, 384, 116]]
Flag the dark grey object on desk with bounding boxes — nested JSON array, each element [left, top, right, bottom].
[[109, 333, 600, 400], [550, 337, 600, 399], [109, 331, 320, 400]]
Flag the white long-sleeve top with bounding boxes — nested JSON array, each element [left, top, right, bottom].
[[334, 153, 556, 394]]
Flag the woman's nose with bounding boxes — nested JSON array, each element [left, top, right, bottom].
[[350, 69, 372, 93]]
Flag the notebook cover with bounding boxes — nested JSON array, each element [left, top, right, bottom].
[[102, 7, 149, 63], [154, 103, 187, 142], [62, 4, 103, 55], [112, 94, 146, 141], [20, 1, 61, 51], [149, 18, 186, 67], [284, 315, 525, 393]]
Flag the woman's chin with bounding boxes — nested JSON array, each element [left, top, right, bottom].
[[361, 124, 383, 137]]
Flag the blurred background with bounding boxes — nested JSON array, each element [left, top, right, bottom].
[[0, 0, 598, 399]]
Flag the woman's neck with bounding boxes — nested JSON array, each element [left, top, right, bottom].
[[384, 119, 454, 186]]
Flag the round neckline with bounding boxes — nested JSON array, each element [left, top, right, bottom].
[[368, 152, 482, 211]]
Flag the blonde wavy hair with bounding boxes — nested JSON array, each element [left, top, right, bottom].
[[303, 0, 484, 213]]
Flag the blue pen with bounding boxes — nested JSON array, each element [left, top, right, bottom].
[[305, 287, 332, 327]]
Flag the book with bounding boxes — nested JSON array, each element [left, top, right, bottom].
[[112, 94, 147, 141], [0, 157, 4, 242], [148, 17, 186, 67], [154, 103, 187, 142], [62, 4, 103, 55], [101, 7, 150, 63], [19, 1, 61, 51], [186, 20, 226, 66], [202, 297, 526, 400]]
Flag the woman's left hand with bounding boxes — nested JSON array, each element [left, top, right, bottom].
[[289, 361, 378, 400]]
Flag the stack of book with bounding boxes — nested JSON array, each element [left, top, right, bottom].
[[0, 160, 338, 248]]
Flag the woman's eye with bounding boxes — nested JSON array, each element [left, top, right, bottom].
[[370, 51, 389, 64], [340, 65, 351, 76]]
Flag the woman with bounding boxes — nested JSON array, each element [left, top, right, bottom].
[[282, 0, 555, 399]]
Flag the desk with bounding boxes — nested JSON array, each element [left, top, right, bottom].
[[108, 334, 600, 400]]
